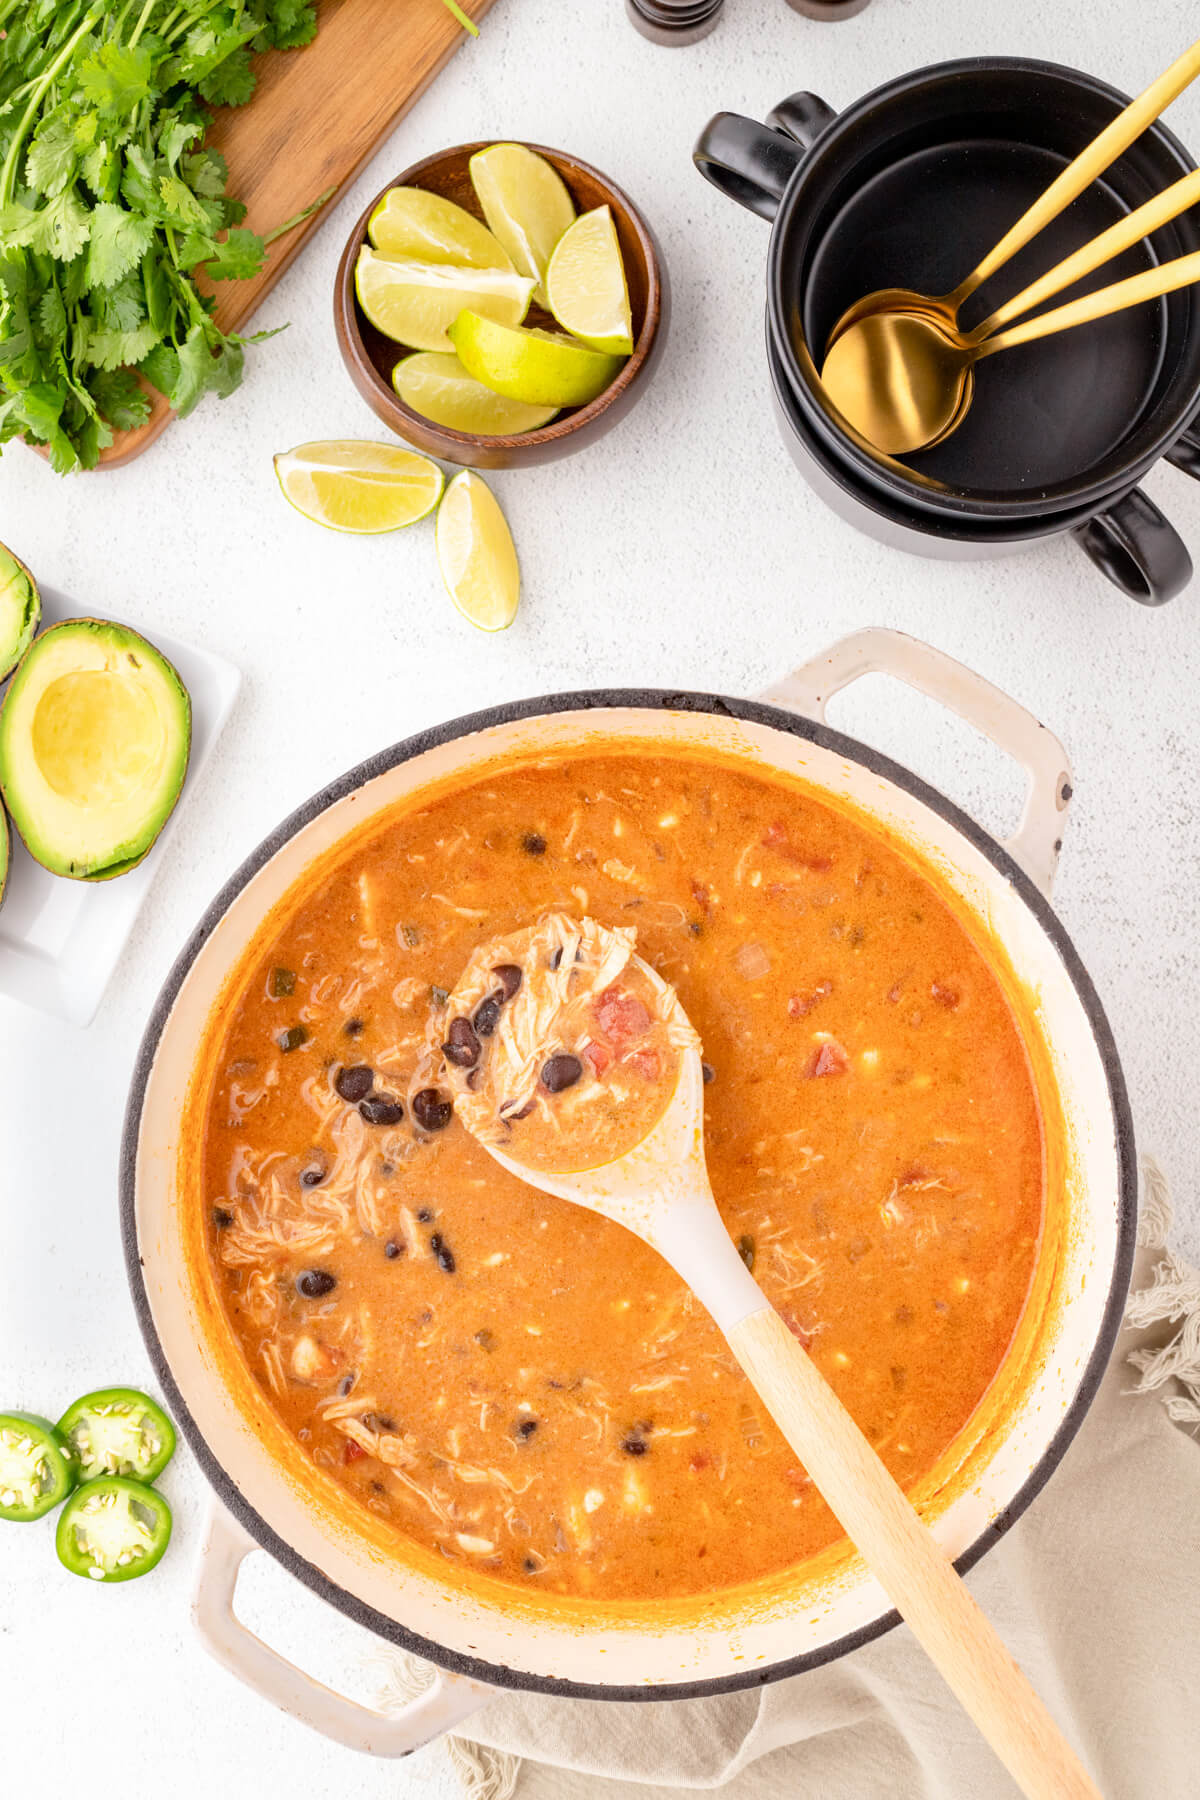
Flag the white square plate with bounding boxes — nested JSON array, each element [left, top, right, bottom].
[[0, 588, 240, 1025]]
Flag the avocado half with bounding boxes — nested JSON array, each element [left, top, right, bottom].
[[0, 544, 41, 682], [0, 619, 191, 880]]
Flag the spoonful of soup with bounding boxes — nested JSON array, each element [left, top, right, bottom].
[[440, 914, 1100, 1800]]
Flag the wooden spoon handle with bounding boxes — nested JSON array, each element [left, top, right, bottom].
[[954, 34, 1200, 307], [727, 1307, 1102, 1800], [981, 246, 1200, 355], [975, 166, 1200, 340]]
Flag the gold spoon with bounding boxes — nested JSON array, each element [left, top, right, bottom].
[[446, 921, 1102, 1800], [823, 35, 1200, 356], [822, 244, 1200, 457]]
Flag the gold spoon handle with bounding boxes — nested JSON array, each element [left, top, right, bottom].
[[973, 167, 1200, 341], [979, 246, 1200, 356], [954, 34, 1200, 308]]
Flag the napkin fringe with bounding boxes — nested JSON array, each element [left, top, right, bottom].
[[1125, 1157, 1200, 1427], [370, 1649, 521, 1798]]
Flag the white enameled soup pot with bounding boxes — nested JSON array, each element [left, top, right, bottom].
[[121, 629, 1136, 1755]]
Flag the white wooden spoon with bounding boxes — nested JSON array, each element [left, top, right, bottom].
[[454, 946, 1101, 1800]]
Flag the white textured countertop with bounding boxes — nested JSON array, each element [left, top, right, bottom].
[[3, 1, 1198, 1794]]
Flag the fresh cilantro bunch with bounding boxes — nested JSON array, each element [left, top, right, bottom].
[[0, 0, 321, 472]]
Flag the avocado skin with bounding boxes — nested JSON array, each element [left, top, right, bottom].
[[0, 618, 192, 881], [0, 544, 40, 683]]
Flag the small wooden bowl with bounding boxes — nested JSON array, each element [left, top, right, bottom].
[[333, 142, 669, 469]]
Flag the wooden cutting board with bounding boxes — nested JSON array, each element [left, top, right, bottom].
[[99, 0, 496, 468]]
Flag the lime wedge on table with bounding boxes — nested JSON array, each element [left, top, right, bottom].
[[274, 441, 444, 533], [355, 248, 534, 352], [469, 143, 576, 305], [392, 352, 558, 435], [436, 471, 520, 631], [449, 311, 624, 408], [367, 187, 514, 270]]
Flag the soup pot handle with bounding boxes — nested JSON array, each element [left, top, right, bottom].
[[1163, 413, 1200, 481], [192, 1503, 494, 1756], [1070, 487, 1192, 606], [693, 94, 835, 222], [758, 628, 1072, 898]]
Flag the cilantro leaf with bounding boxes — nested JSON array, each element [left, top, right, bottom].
[[85, 320, 159, 371], [89, 367, 152, 431], [25, 115, 79, 198], [77, 42, 154, 118], [203, 228, 266, 283], [158, 174, 215, 231], [95, 272, 146, 333], [198, 48, 257, 109], [29, 191, 91, 262], [85, 202, 154, 288], [36, 285, 67, 343]]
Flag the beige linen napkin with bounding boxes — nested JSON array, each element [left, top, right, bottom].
[[379, 1159, 1200, 1799]]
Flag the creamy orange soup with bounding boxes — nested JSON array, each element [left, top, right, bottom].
[[192, 751, 1044, 1600]]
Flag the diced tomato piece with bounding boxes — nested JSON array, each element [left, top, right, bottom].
[[898, 1163, 932, 1187], [763, 821, 833, 872], [806, 1041, 848, 1078], [785, 1465, 812, 1491], [343, 1440, 366, 1465], [788, 979, 833, 1019], [629, 1048, 661, 1082], [690, 878, 712, 917], [582, 1039, 612, 1078], [595, 985, 651, 1045], [931, 980, 961, 1010], [781, 1311, 814, 1350], [688, 1452, 712, 1473]]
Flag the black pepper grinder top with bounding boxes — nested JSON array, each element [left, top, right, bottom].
[[625, 0, 724, 46]]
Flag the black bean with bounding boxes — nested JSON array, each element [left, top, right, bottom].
[[521, 832, 547, 856], [621, 1433, 648, 1456], [269, 966, 295, 998], [360, 1095, 404, 1127], [492, 964, 522, 1000], [515, 1418, 538, 1440], [416, 1207, 433, 1223], [412, 1088, 453, 1132], [443, 1018, 481, 1068], [466, 1067, 483, 1092], [361, 1412, 395, 1431], [212, 1206, 233, 1229], [343, 1018, 365, 1037], [702, 1062, 716, 1085], [430, 1232, 456, 1273], [502, 1097, 535, 1120], [473, 995, 502, 1038], [541, 1053, 582, 1093], [335, 1064, 374, 1103], [300, 1158, 327, 1188], [384, 1239, 403, 1260], [523, 1556, 542, 1574], [297, 1268, 336, 1298], [278, 1025, 308, 1053], [338, 1372, 357, 1396]]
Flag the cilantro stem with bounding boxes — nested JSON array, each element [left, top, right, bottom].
[[0, 6, 102, 206], [129, 0, 162, 48], [262, 184, 337, 245], [439, 0, 480, 37]]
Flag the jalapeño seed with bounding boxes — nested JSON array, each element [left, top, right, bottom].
[[430, 1233, 455, 1273], [384, 1239, 403, 1260]]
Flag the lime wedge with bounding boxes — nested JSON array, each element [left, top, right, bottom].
[[392, 352, 558, 435], [448, 311, 624, 408], [274, 441, 444, 533], [546, 206, 634, 355], [436, 471, 520, 631], [469, 143, 576, 306], [355, 248, 534, 352], [367, 187, 514, 270]]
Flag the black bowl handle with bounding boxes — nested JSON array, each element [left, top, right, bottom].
[[1071, 487, 1192, 606], [693, 92, 836, 222], [1164, 415, 1200, 482]]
